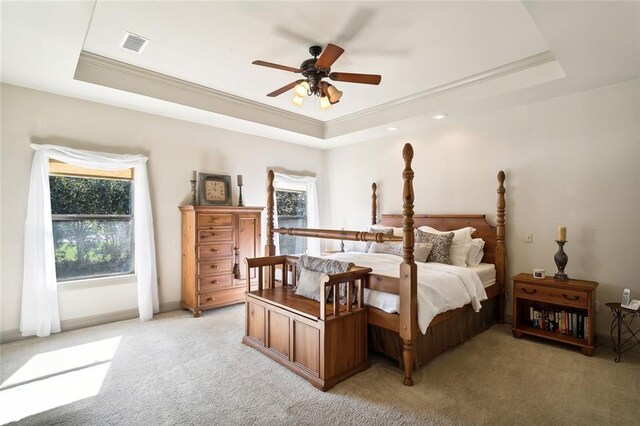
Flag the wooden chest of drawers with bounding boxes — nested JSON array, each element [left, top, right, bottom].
[[179, 205, 263, 317]]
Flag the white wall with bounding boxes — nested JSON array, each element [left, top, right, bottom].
[[325, 79, 640, 336], [2, 79, 639, 339], [0, 84, 325, 334]]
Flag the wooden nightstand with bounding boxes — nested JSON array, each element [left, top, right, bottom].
[[512, 273, 598, 356]]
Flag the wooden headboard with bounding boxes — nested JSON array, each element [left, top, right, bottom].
[[380, 214, 498, 265]]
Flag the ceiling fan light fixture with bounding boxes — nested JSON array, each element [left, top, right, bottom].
[[292, 95, 304, 107], [319, 96, 332, 110], [294, 81, 310, 97], [327, 84, 343, 104]]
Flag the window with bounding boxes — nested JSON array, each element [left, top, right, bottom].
[[49, 161, 134, 282], [276, 189, 307, 255]]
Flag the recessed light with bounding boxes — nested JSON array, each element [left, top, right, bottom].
[[386, 126, 399, 131], [432, 113, 448, 120]]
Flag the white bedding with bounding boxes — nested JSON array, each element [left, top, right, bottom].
[[328, 252, 489, 334]]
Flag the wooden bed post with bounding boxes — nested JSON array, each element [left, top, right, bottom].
[[399, 143, 417, 386], [371, 182, 377, 226], [266, 170, 276, 257], [265, 170, 276, 288], [496, 171, 507, 324]]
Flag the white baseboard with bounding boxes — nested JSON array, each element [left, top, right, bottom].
[[0, 300, 182, 344]]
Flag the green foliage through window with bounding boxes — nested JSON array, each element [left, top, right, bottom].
[[50, 175, 133, 281], [276, 189, 307, 255], [50, 176, 131, 215]]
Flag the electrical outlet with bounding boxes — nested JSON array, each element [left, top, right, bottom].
[[525, 233, 533, 243], [596, 300, 600, 312]]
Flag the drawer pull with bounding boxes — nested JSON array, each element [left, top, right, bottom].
[[211, 265, 219, 269], [212, 234, 219, 238], [562, 293, 580, 301], [212, 280, 218, 284], [522, 288, 537, 295], [205, 297, 214, 302], [211, 249, 218, 253]]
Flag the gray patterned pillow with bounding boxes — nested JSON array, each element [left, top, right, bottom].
[[368, 242, 432, 263], [415, 229, 454, 264], [365, 227, 394, 252]]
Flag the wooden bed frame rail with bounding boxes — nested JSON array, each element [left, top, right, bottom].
[[259, 143, 507, 387]]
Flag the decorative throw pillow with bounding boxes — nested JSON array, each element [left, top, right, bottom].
[[365, 227, 394, 252], [294, 267, 328, 302], [368, 242, 432, 263], [418, 226, 476, 267], [371, 224, 403, 236], [466, 238, 485, 266], [415, 229, 454, 264]]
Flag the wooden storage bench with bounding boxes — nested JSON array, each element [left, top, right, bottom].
[[243, 255, 372, 391]]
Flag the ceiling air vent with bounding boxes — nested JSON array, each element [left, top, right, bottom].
[[120, 32, 149, 53]]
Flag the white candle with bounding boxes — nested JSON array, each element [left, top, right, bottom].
[[237, 174, 243, 186], [192, 170, 197, 181], [557, 226, 567, 241]]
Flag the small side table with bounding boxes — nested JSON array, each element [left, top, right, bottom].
[[606, 302, 640, 362]]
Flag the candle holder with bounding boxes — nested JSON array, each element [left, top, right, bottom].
[[554, 240, 569, 280], [238, 183, 244, 207], [190, 179, 197, 205]]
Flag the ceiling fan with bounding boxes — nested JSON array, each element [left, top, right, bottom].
[[252, 44, 382, 109]]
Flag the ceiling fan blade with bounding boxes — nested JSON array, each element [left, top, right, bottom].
[[266, 80, 302, 97], [315, 44, 345, 69], [329, 72, 382, 85], [252, 60, 301, 73]]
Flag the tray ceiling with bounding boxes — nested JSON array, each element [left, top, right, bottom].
[[2, 1, 639, 148]]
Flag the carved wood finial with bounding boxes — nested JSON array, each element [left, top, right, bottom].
[[266, 170, 275, 253], [402, 143, 414, 162], [371, 182, 377, 226], [402, 144, 415, 264]]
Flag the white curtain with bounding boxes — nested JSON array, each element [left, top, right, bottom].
[[273, 172, 321, 256], [21, 144, 159, 337]]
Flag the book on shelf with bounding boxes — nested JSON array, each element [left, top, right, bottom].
[[527, 306, 587, 339]]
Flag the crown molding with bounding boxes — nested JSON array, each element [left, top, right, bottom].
[[75, 51, 325, 138], [75, 50, 559, 142], [326, 51, 556, 129]]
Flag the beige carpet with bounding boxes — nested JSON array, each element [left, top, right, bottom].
[[1, 304, 639, 425]]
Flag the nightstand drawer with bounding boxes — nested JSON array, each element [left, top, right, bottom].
[[198, 258, 234, 277], [515, 283, 588, 308], [198, 214, 233, 228], [198, 243, 234, 259], [198, 228, 233, 244]]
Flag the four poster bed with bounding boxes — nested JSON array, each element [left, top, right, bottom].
[[243, 143, 507, 390]]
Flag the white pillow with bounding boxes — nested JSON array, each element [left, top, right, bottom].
[[418, 226, 476, 267], [466, 238, 485, 266], [371, 224, 403, 236], [294, 268, 328, 302]]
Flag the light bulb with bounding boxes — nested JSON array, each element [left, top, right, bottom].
[[320, 96, 331, 110], [294, 81, 310, 97], [292, 95, 304, 107]]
